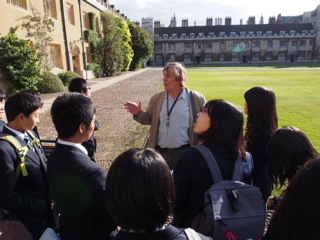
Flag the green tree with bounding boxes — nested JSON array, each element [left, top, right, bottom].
[[128, 21, 152, 71], [84, 12, 100, 63], [100, 12, 123, 76], [115, 18, 133, 71], [0, 27, 41, 94], [20, 4, 54, 71]]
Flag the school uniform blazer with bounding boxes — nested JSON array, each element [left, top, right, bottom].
[[0, 127, 51, 238], [47, 143, 116, 240], [134, 88, 206, 148]]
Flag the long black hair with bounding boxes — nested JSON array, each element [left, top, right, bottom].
[[198, 99, 245, 160]]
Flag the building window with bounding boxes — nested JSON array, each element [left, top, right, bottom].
[[252, 52, 260, 60], [257, 31, 262, 36], [253, 41, 260, 48], [44, 0, 57, 19], [309, 39, 314, 46], [83, 11, 90, 29], [155, 43, 162, 50], [168, 54, 175, 61], [181, 33, 187, 38], [67, 3, 75, 25], [298, 51, 305, 58], [184, 54, 191, 61], [291, 41, 297, 47], [220, 53, 225, 61], [155, 54, 163, 63], [279, 30, 285, 35], [240, 31, 245, 36], [49, 44, 63, 69], [245, 42, 249, 48], [219, 32, 225, 37], [307, 51, 312, 59], [280, 41, 287, 47], [300, 40, 306, 46], [205, 53, 211, 61], [205, 43, 212, 49], [267, 31, 272, 35], [268, 41, 273, 48], [266, 52, 272, 60], [163, 34, 168, 39], [208, 32, 214, 37], [230, 32, 236, 36], [199, 33, 204, 38], [233, 42, 239, 48], [6, 0, 27, 9], [197, 43, 201, 49], [190, 33, 195, 38], [172, 33, 177, 38], [278, 52, 286, 61], [290, 30, 295, 35], [184, 43, 191, 50], [168, 43, 176, 50], [220, 42, 226, 51]]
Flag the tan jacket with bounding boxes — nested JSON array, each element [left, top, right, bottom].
[[134, 88, 206, 148]]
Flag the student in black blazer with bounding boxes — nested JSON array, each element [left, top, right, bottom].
[[68, 77, 99, 162], [47, 93, 116, 240], [0, 91, 52, 240]]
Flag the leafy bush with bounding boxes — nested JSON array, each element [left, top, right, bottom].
[[0, 27, 41, 95], [58, 71, 81, 86], [87, 62, 102, 78], [37, 72, 65, 93]]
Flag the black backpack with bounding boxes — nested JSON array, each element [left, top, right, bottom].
[[190, 144, 266, 240]]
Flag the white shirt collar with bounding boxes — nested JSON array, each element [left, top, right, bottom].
[[4, 125, 26, 141], [57, 138, 88, 155]]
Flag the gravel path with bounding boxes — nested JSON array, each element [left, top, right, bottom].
[[37, 68, 163, 171]]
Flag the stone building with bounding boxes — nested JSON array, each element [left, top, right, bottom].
[[147, 5, 320, 65], [0, 0, 126, 87]]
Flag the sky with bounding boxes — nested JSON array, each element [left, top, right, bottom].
[[109, 0, 320, 27]]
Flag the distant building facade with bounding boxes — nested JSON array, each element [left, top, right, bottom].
[[0, 0, 126, 87], [144, 5, 320, 65]]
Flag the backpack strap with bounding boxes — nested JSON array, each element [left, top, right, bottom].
[[26, 130, 41, 149], [194, 144, 245, 183], [0, 135, 29, 181], [193, 144, 223, 183], [231, 152, 251, 182], [0, 133, 41, 186], [184, 228, 201, 240]]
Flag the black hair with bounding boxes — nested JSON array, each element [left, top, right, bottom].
[[51, 92, 95, 138], [105, 148, 174, 234], [244, 86, 278, 144], [5, 91, 43, 121], [267, 126, 319, 188], [68, 78, 88, 93], [266, 157, 320, 239], [198, 99, 245, 160]]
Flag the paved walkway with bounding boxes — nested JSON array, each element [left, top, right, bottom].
[[41, 68, 150, 114]]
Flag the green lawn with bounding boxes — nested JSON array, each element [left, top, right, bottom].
[[186, 65, 320, 152]]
